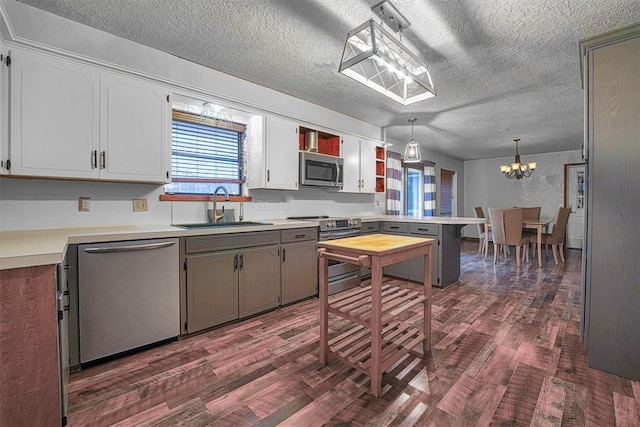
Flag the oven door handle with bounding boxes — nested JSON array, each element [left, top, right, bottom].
[[320, 230, 361, 240]]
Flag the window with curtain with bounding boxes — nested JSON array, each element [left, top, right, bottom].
[[405, 164, 424, 216], [395, 159, 437, 216], [165, 110, 246, 195]]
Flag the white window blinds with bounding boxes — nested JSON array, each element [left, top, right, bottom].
[[165, 110, 245, 195]]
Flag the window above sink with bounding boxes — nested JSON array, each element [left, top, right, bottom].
[[165, 94, 261, 198]]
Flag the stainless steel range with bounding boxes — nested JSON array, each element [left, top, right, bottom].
[[288, 216, 362, 294]]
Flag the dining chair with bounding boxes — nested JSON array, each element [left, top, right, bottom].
[[489, 207, 529, 265], [473, 206, 491, 256], [488, 207, 506, 263], [522, 207, 541, 220], [529, 207, 571, 264], [504, 208, 529, 265], [521, 206, 541, 254]]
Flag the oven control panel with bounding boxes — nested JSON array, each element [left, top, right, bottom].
[[320, 218, 361, 231]]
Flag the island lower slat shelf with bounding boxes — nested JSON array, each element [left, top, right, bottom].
[[328, 315, 425, 375], [318, 233, 435, 396]]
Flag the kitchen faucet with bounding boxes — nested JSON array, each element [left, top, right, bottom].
[[211, 186, 230, 223]]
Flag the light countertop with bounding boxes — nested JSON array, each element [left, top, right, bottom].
[[0, 215, 483, 270], [359, 215, 486, 225], [0, 219, 314, 270]]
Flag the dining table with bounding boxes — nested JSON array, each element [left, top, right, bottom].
[[484, 218, 553, 267]]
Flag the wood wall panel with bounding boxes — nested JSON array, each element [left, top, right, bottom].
[[0, 265, 60, 426], [585, 29, 640, 381]]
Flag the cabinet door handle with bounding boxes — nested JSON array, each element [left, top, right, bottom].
[[282, 248, 286, 263], [91, 150, 97, 169], [100, 151, 106, 169], [267, 169, 270, 182], [239, 254, 244, 270], [234, 254, 238, 271]]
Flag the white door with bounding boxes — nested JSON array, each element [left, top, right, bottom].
[[566, 164, 585, 249]]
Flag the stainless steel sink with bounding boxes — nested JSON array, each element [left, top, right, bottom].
[[173, 221, 273, 229]]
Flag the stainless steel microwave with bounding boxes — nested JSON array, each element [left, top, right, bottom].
[[299, 151, 343, 188]]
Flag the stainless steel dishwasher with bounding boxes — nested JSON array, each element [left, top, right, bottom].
[[78, 238, 179, 363]]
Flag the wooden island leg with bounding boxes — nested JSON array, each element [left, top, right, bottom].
[[318, 251, 329, 365], [423, 249, 432, 353], [370, 256, 383, 396]]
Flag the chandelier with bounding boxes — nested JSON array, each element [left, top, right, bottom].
[[403, 118, 422, 163], [500, 138, 537, 179], [338, 0, 436, 105]]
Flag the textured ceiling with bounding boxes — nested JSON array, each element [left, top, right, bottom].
[[16, 0, 640, 160]]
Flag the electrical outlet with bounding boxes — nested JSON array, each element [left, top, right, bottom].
[[133, 198, 148, 212], [258, 200, 267, 210], [78, 197, 90, 212]]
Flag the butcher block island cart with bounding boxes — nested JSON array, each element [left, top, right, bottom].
[[317, 233, 435, 396]]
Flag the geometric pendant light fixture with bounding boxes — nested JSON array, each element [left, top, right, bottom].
[[339, 1, 436, 105], [403, 118, 422, 163], [499, 138, 537, 179]]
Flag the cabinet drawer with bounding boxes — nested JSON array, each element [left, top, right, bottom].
[[281, 227, 317, 243], [408, 223, 440, 236], [383, 222, 408, 233], [361, 222, 381, 233], [186, 231, 279, 254]]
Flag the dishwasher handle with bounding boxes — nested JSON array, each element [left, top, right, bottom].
[[83, 241, 176, 254]]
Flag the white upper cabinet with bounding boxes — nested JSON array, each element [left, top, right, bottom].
[[341, 134, 361, 193], [341, 135, 378, 193], [0, 45, 9, 174], [100, 72, 170, 183], [246, 115, 299, 190], [8, 49, 100, 179], [359, 139, 377, 193], [5, 48, 170, 183]]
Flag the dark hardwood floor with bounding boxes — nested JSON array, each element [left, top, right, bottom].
[[68, 240, 640, 426]]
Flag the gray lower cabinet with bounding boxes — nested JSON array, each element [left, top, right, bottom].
[[360, 221, 380, 279], [382, 221, 462, 288], [239, 245, 281, 318], [281, 228, 318, 304], [186, 251, 238, 333], [182, 228, 317, 335], [381, 222, 412, 279], [183, 231, 281, 334]]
